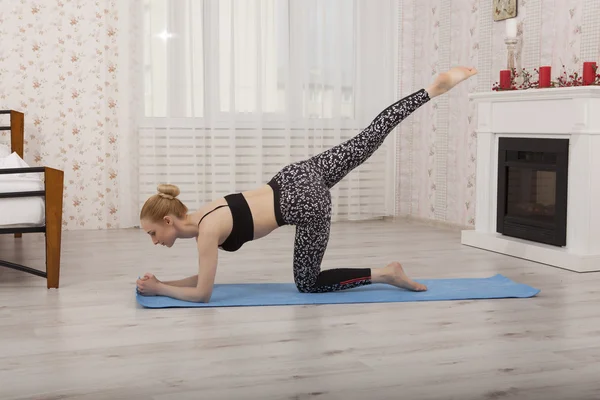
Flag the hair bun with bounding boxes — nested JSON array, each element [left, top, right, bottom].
[[157, 184, 180, 200]]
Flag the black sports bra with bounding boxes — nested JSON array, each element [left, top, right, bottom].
[[197, 193, 254, 252]]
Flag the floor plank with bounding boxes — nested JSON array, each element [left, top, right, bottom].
[[1, 219, 599, 400]]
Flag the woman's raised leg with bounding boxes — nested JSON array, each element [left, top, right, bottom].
[[310, 67, 477, 189]]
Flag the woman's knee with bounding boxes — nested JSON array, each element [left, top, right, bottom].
[[295, 281, 317, 293], [293, 268, 319, 293]]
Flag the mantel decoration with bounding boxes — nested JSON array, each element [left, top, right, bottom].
[[493, 0, 600, 92], [492, 63, 600, 91]]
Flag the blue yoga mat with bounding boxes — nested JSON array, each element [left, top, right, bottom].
[[135, 274, 540, 308]]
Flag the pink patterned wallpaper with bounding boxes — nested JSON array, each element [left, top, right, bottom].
[[397, 0, 585, 228], [0, 0, 122, 230]]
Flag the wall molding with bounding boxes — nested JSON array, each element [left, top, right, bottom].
[[435, 0, 451, 221], [581, 0, 600, 63], [522, 0, 542, 70], [477, 0, 493, 92]]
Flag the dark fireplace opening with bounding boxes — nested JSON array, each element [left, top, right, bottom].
[[497, 138, 569, 247]]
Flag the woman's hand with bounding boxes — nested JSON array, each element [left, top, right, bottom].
[[136, 273, 162, 296]]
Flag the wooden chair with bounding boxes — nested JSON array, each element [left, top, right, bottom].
[[0, 110, 64, 288]]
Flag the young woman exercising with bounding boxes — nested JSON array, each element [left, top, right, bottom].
[[136, 66, 478, 302]]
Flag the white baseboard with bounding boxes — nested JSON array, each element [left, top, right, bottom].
[[461, 230, 600, 273]]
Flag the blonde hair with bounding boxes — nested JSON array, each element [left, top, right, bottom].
[[140, 184, 188, 222]]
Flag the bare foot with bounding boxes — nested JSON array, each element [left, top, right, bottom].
[[426, 66, 478, 98], [384, 262, 427, 292]]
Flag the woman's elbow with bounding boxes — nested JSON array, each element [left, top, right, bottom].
[[197, 295, 211, 303], [193, 290, 212, 303]]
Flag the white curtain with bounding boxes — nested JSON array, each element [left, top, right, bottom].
[[138, 0, 398, 222]]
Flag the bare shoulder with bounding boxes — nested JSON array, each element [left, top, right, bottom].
[[196, 222, 220, 254], [195, 197, 228, 216], [197, 209, 224, 235], [195, 202, 231, 247], [192, 197, 228, 226]]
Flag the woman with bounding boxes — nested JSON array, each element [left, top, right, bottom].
[[137, 66, 478, 302]]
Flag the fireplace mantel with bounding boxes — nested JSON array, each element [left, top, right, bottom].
[[462, 86, 600, 272]]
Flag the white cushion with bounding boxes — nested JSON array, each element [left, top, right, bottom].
[[0, 152, 42, 180], [0, 179, 45, 227], [0, 151, 45, 227]]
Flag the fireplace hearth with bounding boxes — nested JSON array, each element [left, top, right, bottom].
[[496, 138, 568, 246]]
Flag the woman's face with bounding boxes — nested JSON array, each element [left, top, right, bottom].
[[140, 216, 178, 248]]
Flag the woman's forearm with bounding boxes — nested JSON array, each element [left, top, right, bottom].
[[162, 275, 198, 287], [158, 283, 210, 303]]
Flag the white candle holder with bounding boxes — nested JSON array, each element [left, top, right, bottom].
[[505, 36, 524, 86], [505, 37, 518, 72]]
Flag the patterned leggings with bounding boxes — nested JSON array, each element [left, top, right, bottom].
[[267, 89, 431, 293]]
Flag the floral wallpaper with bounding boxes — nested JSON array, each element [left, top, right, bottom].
[[396, 0, 585, 227], [0, 0, 137, 230]]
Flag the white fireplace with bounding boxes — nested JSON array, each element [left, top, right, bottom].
[[461, 86, 600, 273]]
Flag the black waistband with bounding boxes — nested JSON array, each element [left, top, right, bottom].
[[267, 179, 286, 227]]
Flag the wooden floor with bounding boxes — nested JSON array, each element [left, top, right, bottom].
[[1, 219, 600, 400]]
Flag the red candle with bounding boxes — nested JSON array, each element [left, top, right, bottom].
[[583, 61, 597, 85], [539, 66, 551, 88], [500, 70, 512, 89]]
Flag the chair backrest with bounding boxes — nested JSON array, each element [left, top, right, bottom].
[[0, 110, 24, 158]]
